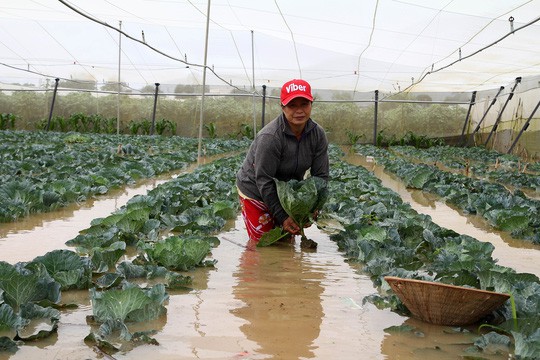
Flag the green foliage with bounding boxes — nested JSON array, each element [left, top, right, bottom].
[[90, 284, 167, 323], [37, 113, 118, 133], [376, 130, 445, 148], [128, 119, 153, 135], [204, 122, 217, 138], [325, 158, 540, 358], [259, 176, 328, 244], [0, 261, 61, 311], [0, 143, 248, 354], [31, 250, 93, 290], [127, 120, 142, 135], [0, 113, 17, 130], [313, 101, 372, 144], [276, 176, 328, 230], [0, 335, 19, 353], [257, 227, 291, 247], [86, 283, 167, 350], [0, 87, 469, 145], [138, 235, 214, 271], [155, 118, 176, 135], [390, 145, 540, 191], [90, 241, 127, 273], [377, 101, 465, 140], [239, 123, 253, 139], [354, 144, 540, 243], [346, 129, 364, 145], [0, 131, 247, 223]]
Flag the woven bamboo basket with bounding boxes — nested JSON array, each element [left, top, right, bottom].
[[384, 276, 510, 326]]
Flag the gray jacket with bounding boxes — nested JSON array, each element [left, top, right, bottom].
[[236, 113, 329, 225]]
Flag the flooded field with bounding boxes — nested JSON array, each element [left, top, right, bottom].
[[343, 153, 540, 276], [0, 152, 538, 359]]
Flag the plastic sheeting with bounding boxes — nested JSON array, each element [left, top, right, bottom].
[[1, 0, 540, 94]]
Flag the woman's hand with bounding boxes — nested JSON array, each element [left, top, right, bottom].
[[282, 217, 301, 235]]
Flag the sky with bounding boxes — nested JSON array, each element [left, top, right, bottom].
[[1, 0, 540, 94]]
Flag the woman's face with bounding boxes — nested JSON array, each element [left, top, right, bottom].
[[282, 97, 312, 129]]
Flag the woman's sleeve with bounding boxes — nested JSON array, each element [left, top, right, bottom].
[[310, 127, 329, 181], [253, 134, 289, 224]]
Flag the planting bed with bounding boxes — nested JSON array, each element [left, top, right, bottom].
[[0, 133, 539, 359]]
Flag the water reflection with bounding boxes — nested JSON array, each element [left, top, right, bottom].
[[379, 317, 502, 360], [231, 243, 324, 359]]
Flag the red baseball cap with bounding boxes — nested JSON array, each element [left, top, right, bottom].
[[280, 79, 313, 106]]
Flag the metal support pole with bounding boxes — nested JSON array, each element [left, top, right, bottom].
[[46, 78, 60, 131], [459, 91, 476, 146], [151, 83, 160, 135], [469, 86, 504, 146], [251, 30, 256, 139], [373, 90, 379, 145], [117, 20, 122, 135], [261, 84, 267, 128], [197, 0, 211, 165], [508, 98, 540, 154], [485, 77, 521, 147]]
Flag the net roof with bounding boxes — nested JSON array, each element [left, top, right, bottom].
[[1, 0, 540, 95]]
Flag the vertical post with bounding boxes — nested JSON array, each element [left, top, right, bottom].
[[197, 0, 211, 165], [117, 20, 122, 135], [469, 86, 505, 146], [151, 82, 160, 135], [373, 90, 379, 145], [485, 77, 521, 147], [459, 91, 477, 146], [251, 30, 256, 139], [508, 98, 540, 154], [261, 84, 267, 128], [46, 78, 60, 131]]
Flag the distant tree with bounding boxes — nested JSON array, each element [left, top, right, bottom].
[[269, 88, 280, 97], [380, 92, 413, 111], [230, 86, 251, 94], [140, 84, 160, 93], [332, 91, 353, 101], [416, 94, 432, 108], [444, 93, 472, 103], [10, 82, 35, 87], [174, 84, 196, 94], [195, 84, 210, 93], [101, 81, 130, 92], [58, 79, 97, 90], [416, 94, 432, 103]]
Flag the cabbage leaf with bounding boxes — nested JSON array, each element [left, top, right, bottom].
[[138, 235, 215, 271], [258, 176, 328, 247]]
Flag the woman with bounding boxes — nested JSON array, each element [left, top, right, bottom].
[[236, 79, 329, 243]]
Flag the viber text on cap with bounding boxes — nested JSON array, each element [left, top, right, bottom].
[[285, 83, 306, 93]]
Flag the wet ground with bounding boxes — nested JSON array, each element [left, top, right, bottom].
[[0, 152, 538, 359]]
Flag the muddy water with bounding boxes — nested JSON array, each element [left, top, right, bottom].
[[342, 151, 540, 276], [0, 217, 490, 360], [1, 152, 537, 359], [0, 157, 218, 262]]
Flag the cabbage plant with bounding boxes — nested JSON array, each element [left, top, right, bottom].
[[258, 176, 328, 247]]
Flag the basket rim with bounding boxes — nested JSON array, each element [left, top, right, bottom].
[[384, 276, 510, 299]]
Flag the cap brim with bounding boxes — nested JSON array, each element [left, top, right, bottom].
[[281, 94, 313, 106]]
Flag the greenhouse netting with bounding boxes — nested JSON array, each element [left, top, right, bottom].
[[1, 2, 540, 359], [1, 1, 539, 157]]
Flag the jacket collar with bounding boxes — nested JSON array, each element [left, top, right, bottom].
[[279, 113, 315, 137]]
